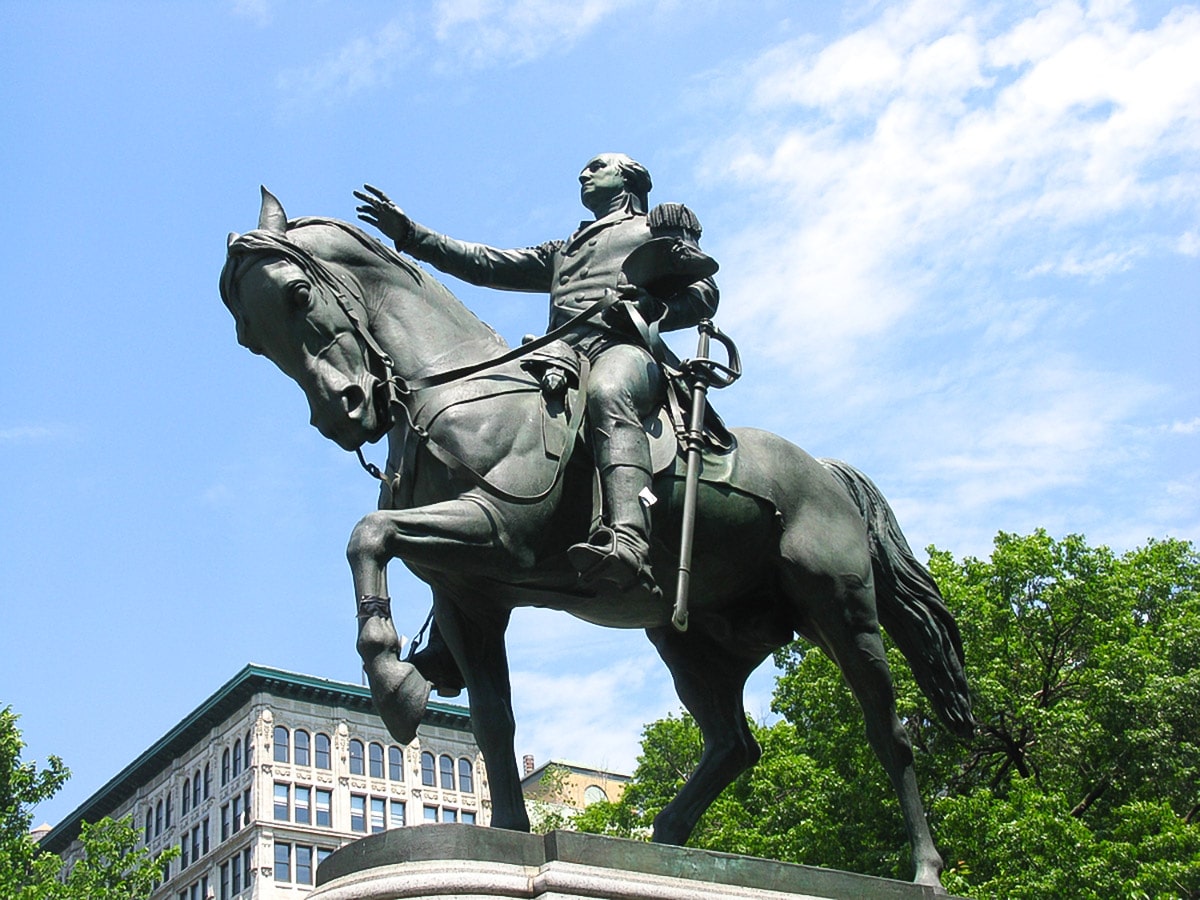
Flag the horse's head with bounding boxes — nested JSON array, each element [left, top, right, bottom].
[[220, 188, 394, 451]]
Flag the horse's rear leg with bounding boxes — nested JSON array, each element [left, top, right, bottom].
[[646, 624, 768, 845], [782, 563, 945, 890], [346, 497, 501, 745]]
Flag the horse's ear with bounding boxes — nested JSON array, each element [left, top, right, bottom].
[[258, 186, 287, 234], [227, 231, 240, 248]]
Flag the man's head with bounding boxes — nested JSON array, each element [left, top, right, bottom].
[[579, 153, 652, 215]]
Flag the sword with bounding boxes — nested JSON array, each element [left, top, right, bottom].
[[672, 318, 740, 632]]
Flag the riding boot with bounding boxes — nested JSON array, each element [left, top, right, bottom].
[[568, 461, 661, 602]]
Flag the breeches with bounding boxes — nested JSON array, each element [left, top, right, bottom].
[[585, 342, 662, 471]]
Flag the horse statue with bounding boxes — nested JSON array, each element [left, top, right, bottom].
[[220, 188, 973, 889]]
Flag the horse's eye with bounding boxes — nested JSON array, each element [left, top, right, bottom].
[[289, 282, 312, 309]]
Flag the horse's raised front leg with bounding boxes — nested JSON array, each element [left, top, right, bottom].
[[431, 591, 530, 833], [646, 623, 768, 845], [346, 497, 502, 745]]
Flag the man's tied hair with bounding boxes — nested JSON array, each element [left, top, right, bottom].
[[612, 154, 652, 212]]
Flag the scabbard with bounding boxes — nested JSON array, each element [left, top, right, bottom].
[[672, 327, 711, 632]]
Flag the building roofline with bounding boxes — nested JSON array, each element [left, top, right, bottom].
[[520, 759, 631, 791], [41, 663, 469, 853]]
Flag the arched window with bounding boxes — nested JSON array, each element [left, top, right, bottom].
[[273, 726, 289, 763], [144, 808, 153, 843], [244, 730, 253, 769], [221, 748, 231, 786], [388, 746, 403, 781], [439, 755, 454, 790], [182, 777, 191, 814], [315, 733, 331, 770], [232, 738, 242, 777], [458, 758, 474, 794], [155, 800, 163, 836], [369, 742, 384, 779], [420, 752, 435, 786], [349, 739, 364, 776], [165, 793, 172, 827], [294, 729, 310, 766], [203, 763, 211, 800], [193, 771, 201, 807]]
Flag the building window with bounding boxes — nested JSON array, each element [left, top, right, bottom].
[[421, 752, 435, 786], [244, 730, 253, 769], [350, 794, 366, 833], [388, 746, 403, 781], [369, 742, 384, 779], [370, 796, 386, 833], [193, 770, 201, 805], [458, 758, 474, 793], [182, 778, 191, 815], [202, 817, 210, 854], [441, 807, 458, 823], [180, 835, 189, 869], [242, 788, 252, 826], [165, 793, 172, 828], [273, 842, 290, 882], [315, 788, 332, 827], [230, 857, 240, 896], [145, 809, 153, 844], [462, 810, 477, 825], [390, 799, 406, 828], [221, 748, 230, 786], [231, 796, 241, 835], [295, 786, 311, 825], [273, 726, 289, 763], [349, 739, 364, 775], [296, 845, 314, 885], [203, 763, 211, 800], [190, 825, 200, 864], [155, 800, 163, 836], [220, 804, 229, 841], [232, 739, 242, 778], [423, 805, 437, 822], [294, 729, 310, 766], [273, 783, 289, 821], [439, 754, 454, 789], [219, 861, 228, 900], [315, 733, 331, 770], [161, 857, 171, 883]]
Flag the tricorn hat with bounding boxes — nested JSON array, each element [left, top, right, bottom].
[[622, 237, 719, 298]]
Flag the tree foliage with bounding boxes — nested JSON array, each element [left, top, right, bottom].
[[0, 707, 175, 900], [576, 531, 1200, 898]]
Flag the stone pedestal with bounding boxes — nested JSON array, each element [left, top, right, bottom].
[[310, 825, 962, 900]]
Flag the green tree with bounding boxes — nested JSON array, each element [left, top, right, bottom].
[[0, 706, 176, 900], [578, 532, 1200, 898]]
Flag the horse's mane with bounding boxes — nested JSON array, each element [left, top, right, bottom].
[[220, 216, 505, 349]]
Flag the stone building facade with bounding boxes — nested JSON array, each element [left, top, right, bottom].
[[40, 664, 489, 899]]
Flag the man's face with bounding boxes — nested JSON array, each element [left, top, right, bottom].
[[579, 154, 627, 214]]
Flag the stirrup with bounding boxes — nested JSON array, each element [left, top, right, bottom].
[[568, 528, 662, 601]]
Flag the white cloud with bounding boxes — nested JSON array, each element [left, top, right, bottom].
[[230, 0, 274, 27], [431, 0, 643, 67], [276, 19, 411, 109], [0, 424, 71, 443], [702, 1, 1200, 379]]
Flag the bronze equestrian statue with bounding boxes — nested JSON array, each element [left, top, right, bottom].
[[220, 156, 973, 890]]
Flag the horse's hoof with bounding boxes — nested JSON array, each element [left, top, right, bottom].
[[367, 660, 431, 745]]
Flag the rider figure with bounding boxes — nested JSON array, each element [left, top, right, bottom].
[[356, 153, 718, 601]]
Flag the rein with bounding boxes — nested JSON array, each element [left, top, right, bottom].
[[348, 288, 624, 503]]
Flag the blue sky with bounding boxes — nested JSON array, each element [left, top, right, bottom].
[[2, 0, 1197, 829]]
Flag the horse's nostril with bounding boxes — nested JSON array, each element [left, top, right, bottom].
[[342, 384, 366, 418]]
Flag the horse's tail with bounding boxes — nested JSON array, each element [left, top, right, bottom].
[[820, 459, 975, 739]]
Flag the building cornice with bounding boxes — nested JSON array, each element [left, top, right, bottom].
[[40, 663, 469, 854]]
